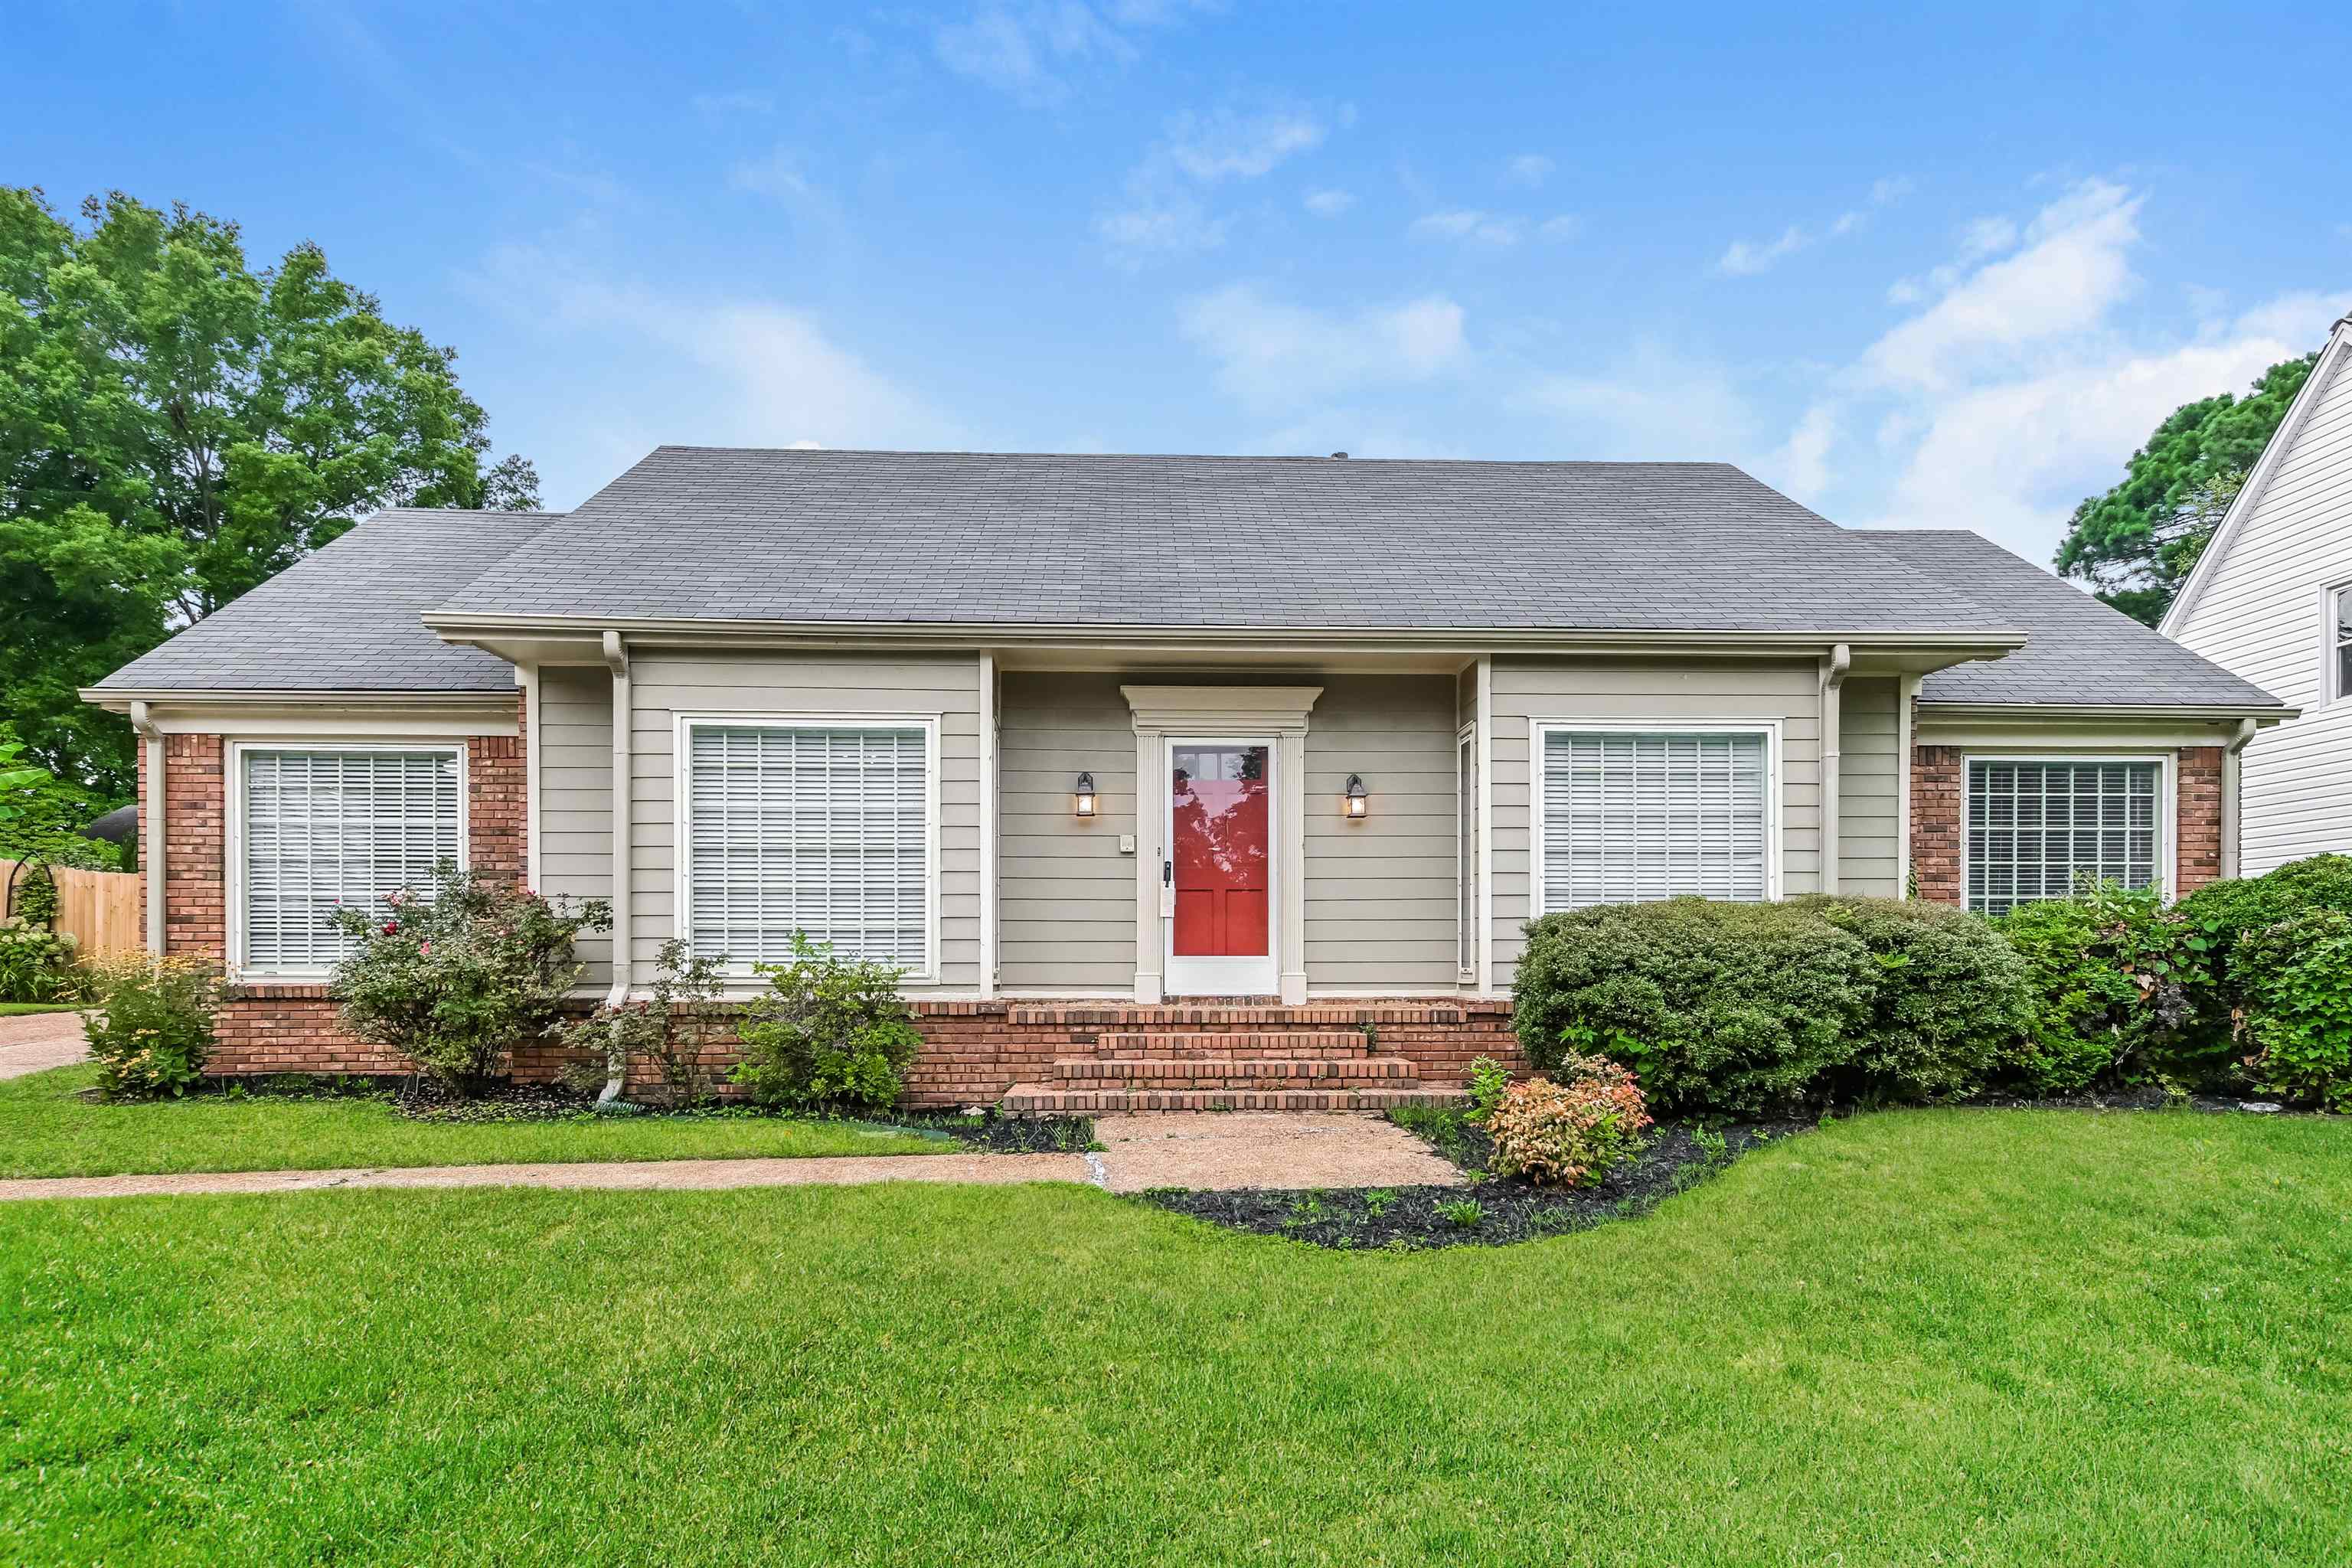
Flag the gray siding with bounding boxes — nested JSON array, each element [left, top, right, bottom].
[[537, 665, 614, 985], [996, 672, 1137, 992], [1304, 675, 1459, 992], [1489, 655, 1825, 983], [1838, 676, 1903, 897], [626, 652, 985, 990]]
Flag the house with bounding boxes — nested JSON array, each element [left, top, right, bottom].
[[82, 449, 2289, 1109], [2163, 315, 2352, 874]]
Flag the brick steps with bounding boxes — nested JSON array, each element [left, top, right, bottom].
[[1096, 1031, 1369, 1059], [1054, 1056, 1413, 1087], [1000, 1082, 1471, 1116]]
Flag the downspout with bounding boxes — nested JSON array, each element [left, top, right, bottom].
[[1818, 644, 1851, 895], [2220, 717, 2258, 880], [599, 631, 632, 1105], [130, 701, 165, 955]]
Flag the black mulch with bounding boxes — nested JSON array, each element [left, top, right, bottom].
[[1135, 1119, 1808, 1250]]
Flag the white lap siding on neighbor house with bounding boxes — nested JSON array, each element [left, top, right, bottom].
[[1486, 655, 1835, 985], [625, 653, 987, 991], [536, 664, 616, 986]]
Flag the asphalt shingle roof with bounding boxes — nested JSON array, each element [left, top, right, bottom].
[[93, 508, 563, 693], [436, 447, 2007, 633], [1857, 528, 2283, 708]]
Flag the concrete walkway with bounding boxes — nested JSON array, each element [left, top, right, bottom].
[[0, 1010, 88, 1080], [0, 1109, 1463, 1203]]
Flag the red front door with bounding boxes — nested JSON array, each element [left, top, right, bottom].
[[1171, 743, 1270, 958]]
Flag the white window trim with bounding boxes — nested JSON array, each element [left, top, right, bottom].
[[1530, 718, 1784, 913], [2324, 578, 2352, 706], [225, 739, 469, 982], [1455, 720, 1476, 984], [1959, 752, 2176, 912], [671, 712, 942, 984]]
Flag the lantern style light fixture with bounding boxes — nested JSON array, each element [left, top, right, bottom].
[[1073, 771, 1099, 818], [1342, 773, 1369, 820]]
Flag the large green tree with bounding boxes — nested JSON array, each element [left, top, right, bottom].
[[0, 188, 537, 800], [2054, 352, 2318, 626]]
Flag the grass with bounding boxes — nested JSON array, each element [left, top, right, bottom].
[[0, 1002, 83, 1017], [5, 1109, 2350, 1565], [0, 1064, 951, 1178]]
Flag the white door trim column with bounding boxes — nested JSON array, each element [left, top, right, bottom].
[[1122, 685, 1322, 1005], [131, 701, 165, 954], [603, 631, 632, 999], [977, 652, 998, 999]]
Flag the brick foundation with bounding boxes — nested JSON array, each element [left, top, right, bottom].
[[204, 991, 1523, 1106]]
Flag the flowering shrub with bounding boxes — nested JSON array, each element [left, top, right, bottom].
[[733, 933, 923, 1112], [2231, 908, 2352, 1111], [83, 955, 219, 1099], [554, 938, 731, 1106], [1485, 1055, 1653, 1187], [0, 917, 79, 1003], [328, 863, 611, 1094]]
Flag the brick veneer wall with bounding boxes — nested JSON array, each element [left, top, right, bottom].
[[1909, 741, 2228, 906]]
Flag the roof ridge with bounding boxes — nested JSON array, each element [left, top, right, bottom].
[[640, 443, 1745, 468]]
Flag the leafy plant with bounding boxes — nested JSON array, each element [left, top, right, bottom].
[[1362, 1188, 1396, 1218], [1436, 1198, 1485, 1230], [11, 864, 59, 927], [0, 917, 77, 1003], [1465, 1055, 1511, 1123], [1993, 881, 2207, 1093], [328, 863, 610, 1095], [1485, 1055, 1654, 1187], [554, 939, 730, 1106], [83, 955, 218, 1099], [733, 933, 924, 1112], [2231, 909, 2352, 1111], [1798, 895, 2034, 1102], [1514, 898, 1873, 1116]]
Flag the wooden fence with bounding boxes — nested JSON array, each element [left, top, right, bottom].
[[0, 858, 145, 960]]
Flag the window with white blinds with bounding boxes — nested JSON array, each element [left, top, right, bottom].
[[683, 721, 933, 971], [1537, 728, 1771, 910], [1966, 759, 2161, 916], [240, 748, 463, 972]]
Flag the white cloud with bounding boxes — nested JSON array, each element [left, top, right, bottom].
[[1180, 284, 1468, 413], [1303, 187, 1354, 217], [1413, 208, 1522, 247], [1888, 214, 2019, 304], [1164, 106, 1325, 181], [729, 146, 817, 202], [1096, 192, 1227, 256], [933, 1, 1210, 105], [1504, 153, 1554, 188], [1769, 403, 1839, 502], [1718, 225, 1808, 276], [1871, 175, 1916, 205], [1538, 214, 1579, 240], [1516, 340, 1766, 462]]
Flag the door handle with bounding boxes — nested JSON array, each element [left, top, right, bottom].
[[1162, 858, 1173, 887]]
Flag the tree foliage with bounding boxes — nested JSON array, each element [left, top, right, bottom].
[[2053, 352, 2318, 626], [0, 188, 537, 797]]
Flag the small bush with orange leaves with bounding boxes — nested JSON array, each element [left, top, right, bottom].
[[1484, 1054, 1654, 1187]]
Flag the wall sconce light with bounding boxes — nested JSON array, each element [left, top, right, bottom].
[[1073, 771, 1098, 818], [1343, 773, 1369, 820]]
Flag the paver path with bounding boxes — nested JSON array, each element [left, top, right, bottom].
[[0, 1011, 88, 1080], [0, 1109, 1463, 1202]]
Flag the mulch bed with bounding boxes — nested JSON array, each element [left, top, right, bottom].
[[1135, 1119, 1808, 1250]]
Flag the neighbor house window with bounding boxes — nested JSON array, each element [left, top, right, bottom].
[[1965, 758, 2161, 916], [1537, 727, 1772, 910], [2333, 584, 2352, 701], [681, 720, 933, 972], [238, 746, 464, 973]]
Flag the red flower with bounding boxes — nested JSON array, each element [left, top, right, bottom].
[[382, 921, 400, 936]]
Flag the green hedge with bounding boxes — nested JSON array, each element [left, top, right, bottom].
[[1799, 895, 2034, 1102]]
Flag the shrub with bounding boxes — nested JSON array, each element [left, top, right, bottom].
[[1513, 899, 1873, 1116], [1465, 1055, 1511, 1123], [1797, 895, 2034, 1102], [554, 938, 731, 1106], [328, 863, 611, 1094], [12, 865, 60, 928], [1485, 1055, 1654, 1187], [2177, 854, 2352, 983], [83, 956, 219, 1099], [1991, 882, 2208, 1093], [733, 933, 924, 1112], [0, 917, 79, 1004], [2232, 909, 2352, 1111]]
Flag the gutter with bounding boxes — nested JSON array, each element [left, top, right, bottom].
[[599, 630, 632, 1105], [1915, 701, 2298, 723], [1819, 644, 1851, 895]]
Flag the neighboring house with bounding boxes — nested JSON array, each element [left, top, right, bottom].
[[83, 449, 2288, 1109], [2164, 315, 2352, 874]]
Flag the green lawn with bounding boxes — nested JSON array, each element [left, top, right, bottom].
[[4, 1110, 2348, 1565], [0, 1064, 950, 1178], [0, 1002, 83, 1017]]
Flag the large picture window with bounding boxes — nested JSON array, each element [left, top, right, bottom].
[[681, 720, 933, 972], [238, 746, 463, 973], [1536, 727, 1772, 910], [1965, 758, 2162, 916]]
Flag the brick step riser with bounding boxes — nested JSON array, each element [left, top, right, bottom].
[[1008, 1008, 1490, 1030], [1000, 1084, 1472, 1116], [1054, 1058, 1417, 1086], [1093, 1031, 1370, 1056]]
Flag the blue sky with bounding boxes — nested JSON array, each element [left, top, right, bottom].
[[13, 2, 2351, 564]]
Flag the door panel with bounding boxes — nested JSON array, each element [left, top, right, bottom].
[[1170, 743, 1271, 959]]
